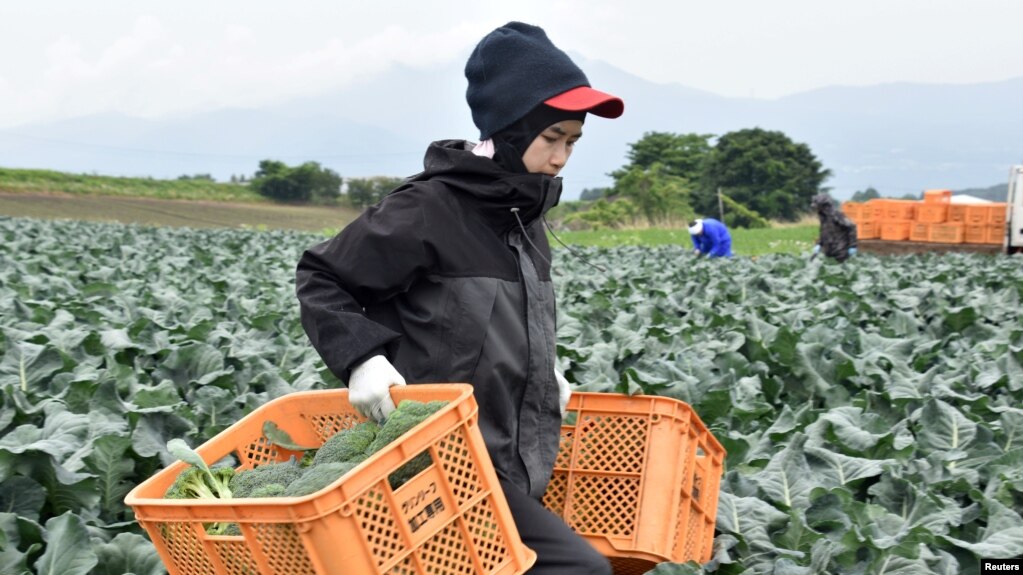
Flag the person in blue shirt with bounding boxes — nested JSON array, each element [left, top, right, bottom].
[[688, 218, 733, 257]]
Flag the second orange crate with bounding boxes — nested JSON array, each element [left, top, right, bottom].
[[125, 385, 536, 575], [882, 200, 916, 221], [986, 224, 1005, 245], [857, 221, 879, 239], [928, 223, 965, 244], [543, 393, 725, 574], [924, 189, 952, 203], [965, 224, 987, 244], [861, 200, 884, 221], [989, 203, 1008, 225], [915, 204, 948, 224], [880, 221, 912, 241], [910, 222, 930, 242], [965, 205, 991, 225], [947, 204, 968, 223]]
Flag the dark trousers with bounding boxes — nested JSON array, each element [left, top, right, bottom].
[[500, 480, 612, 575]]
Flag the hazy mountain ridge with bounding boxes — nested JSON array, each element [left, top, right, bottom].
[[1, 58, 1018, 201], [952, 183, 1009, 202]]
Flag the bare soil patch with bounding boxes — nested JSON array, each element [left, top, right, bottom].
[[0, 192, 358, 233]]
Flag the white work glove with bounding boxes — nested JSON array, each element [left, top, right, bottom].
[[348, 355, 406, 422], [555, 370, 572, 418]]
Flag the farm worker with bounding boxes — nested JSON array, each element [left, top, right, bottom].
[[688, 218, 733, 257], [810, 194, 857, 262], [295, 22, 621, 575]]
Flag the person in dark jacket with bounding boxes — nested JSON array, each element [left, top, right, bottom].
[[295, 22, 623, 574], [811, 194, 858, 262], [688, 218, 733, 257]]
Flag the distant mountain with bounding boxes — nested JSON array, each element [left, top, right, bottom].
[[1, 58, 1019, 201], [0, 109, 422, 184], [953, 183, 1008, 202]]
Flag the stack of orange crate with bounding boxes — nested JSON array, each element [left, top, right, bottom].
[[841, 191, 1002, 245], [879, 200, 915, 240], [988, 203, 1008, 244], [918, 189, 955, 243], [841, 200, 880, 239], [964, 202, 1008, 245]]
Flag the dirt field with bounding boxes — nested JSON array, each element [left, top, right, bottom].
[[0, 192, 359, 233]]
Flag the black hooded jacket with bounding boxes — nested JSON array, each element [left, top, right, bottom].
[[296, 139, 562, 498], [813, 195, 858, 262]]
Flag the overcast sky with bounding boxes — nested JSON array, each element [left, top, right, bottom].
[[1, 1, 1021, 129]]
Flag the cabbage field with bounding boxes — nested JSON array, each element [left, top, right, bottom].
[[1, 216, 1022, 574]]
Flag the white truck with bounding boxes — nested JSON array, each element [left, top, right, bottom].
[[858, 164, 1023, 255], [1005, 164, 1023, 253]]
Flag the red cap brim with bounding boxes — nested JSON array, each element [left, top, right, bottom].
[[545, 86, 624, 118]]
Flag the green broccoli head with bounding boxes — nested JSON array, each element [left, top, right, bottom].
[[206, 521, 240, 536], [300, 449, 316, 468], [165, 465, 235, 500], [388, 452, 433, 490], [249, 483, 287, 498], [179, 400, 448, 503], [365, 400, 447, 455], [283, 461, 360, 498], [312, 421, 380, 467], [230, 461, 305, 499]]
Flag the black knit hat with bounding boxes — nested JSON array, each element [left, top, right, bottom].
[[811, 194, 835, 213], [465, 22, 623, 140]]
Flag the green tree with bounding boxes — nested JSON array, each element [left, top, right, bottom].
[[579, 187, 610, 201], [251, 160, 341, 203], [563, 198, 637, 230], [719, 193, 769, 229], [252, 160, 302, 201], [695, 128, 831, 221], [345, 176, 404, 209], [614, 162, 694, 227], [290, 162, 343, 203], [601, 132, 710, 228], [613, 132, 713, 181], [850, 187, 881, 202]]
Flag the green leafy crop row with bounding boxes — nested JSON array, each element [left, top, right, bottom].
[[1, 216, 1021, 574], [554, 246, 1023, 574]]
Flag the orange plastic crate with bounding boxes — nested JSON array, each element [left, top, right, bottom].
[[909, 223, 930, 242], [915, 204, 948, 224], [880, 221, 912, 241], [862, 200, 884, 221], [857, 220, 880, 239], [841, 202, 862, 221], [947, 205, 968, 223], [923, 189, 952, 203], [543, 393, 725, 573], [989, 203, 1008, 225], [965, 205, 990, 225], [986, 224, 1005, 245], [125, 385, 536, 575], [928, 223, 965, 243], [965, 224, 987, 244], [882, 200, 917, 221]]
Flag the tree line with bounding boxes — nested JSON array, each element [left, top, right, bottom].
[[246, 160, 401, 209], [562, 128, 830, 230], [243, 127, 834, 228]]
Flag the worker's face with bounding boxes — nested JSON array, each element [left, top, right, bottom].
[[522, 120, 583, 177]]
